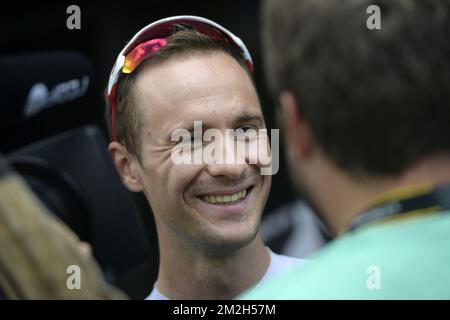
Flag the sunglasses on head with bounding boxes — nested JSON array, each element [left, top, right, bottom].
[[107, 15, 254, 142]]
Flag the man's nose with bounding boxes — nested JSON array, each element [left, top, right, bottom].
[[204, 133, 247, 179]]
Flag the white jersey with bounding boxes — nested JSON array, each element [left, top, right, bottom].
[[145, 248, 305, 300]]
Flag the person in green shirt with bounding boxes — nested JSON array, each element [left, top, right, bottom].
[[242, 0, 450, 299]]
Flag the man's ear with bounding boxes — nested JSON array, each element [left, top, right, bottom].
[[279, 90, 315, 160], [108, 141, 143, 192]]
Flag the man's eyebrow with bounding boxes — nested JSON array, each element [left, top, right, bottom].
[[235, 113, 265, 126], [168, 113, 264, 139]]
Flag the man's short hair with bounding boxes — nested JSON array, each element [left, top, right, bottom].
[[104, 25, 250, 160], [262, 0, 450, 176]]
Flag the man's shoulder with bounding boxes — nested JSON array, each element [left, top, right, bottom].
[[264, 249, 306, 280], [145, 284, 168, 300], [243, 214, 450, 299]]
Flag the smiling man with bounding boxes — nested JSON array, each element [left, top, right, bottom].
[[105, 16, 302, 299]]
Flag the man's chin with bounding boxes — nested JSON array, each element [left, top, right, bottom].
[[197, 224, 260, 256]]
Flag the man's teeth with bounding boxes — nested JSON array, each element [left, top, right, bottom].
[[202, 189, 247, 204]]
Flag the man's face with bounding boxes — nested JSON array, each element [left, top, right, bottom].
[[132, 51, 271, 254]]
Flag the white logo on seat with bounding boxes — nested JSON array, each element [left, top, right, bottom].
[[24, 76, 90, 118]]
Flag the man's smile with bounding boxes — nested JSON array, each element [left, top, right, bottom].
[[201, 188, 249, 205], [194, 185, 257, 216]]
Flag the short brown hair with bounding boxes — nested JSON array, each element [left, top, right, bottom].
[[104, 25, 251, 160], [262, 0, 450, 176]]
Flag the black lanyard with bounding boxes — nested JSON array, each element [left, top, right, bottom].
[[349, 183, 450, 231]]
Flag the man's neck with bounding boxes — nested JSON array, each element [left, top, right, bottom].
[[313, 153, 450, 236], [155, 232, 270, 299]]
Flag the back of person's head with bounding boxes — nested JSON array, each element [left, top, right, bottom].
[[105, 24, 250, 161], [262, 0, 450, 177]]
